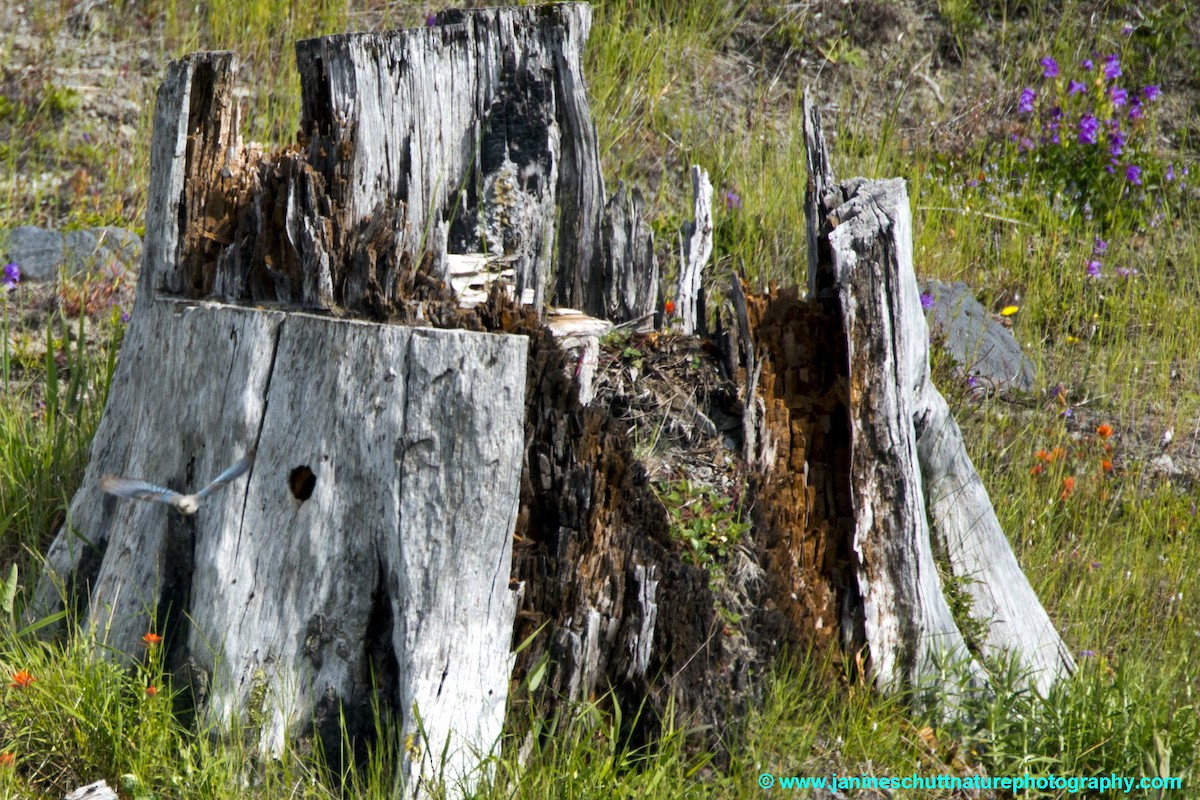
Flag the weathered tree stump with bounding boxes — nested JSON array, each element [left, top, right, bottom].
[[746, 94, 1074, 695], [33, 8, 1073, 798], [34, 7, 610, 796]]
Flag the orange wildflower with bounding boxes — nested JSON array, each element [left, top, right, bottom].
[[1060, 477, 1076, 499], [1102, 459, 1113, 473], [145, 685, 158, 697], [1052, 447, 1066, 461], [142, 632, 163, 647], [1030, 463, 1045, 476], [9, 670, 34, 690], [1096, 424, 1114, 439], [664, 300, 676, 315], [1036, 449, 1051, 462], [0, 752, 13, 768]]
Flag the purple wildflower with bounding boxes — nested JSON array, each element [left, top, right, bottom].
[[920, 292, 934, 311], [1115, 266, 1137, 278], [1126, 164, 1142, 185], [1086, 260, 1102, 278], [1061, 407, 1074, 419], [1081, 650, 1096, 658], [1093, 237, 1108, 256], [1128, 102, 1144, 121], [1103, 54, 1121, 80], [1077, 114, 1100, 145], [967, 375, 979, 390], [1041, 56, 1059, 78], [1143, 85, 1161, 102], [1111, 87, 1128, 107], [1081, 58, 1094, 71], [1122, 23, 1134, 35], [120, 309, 131, 324], [1108, 129, 1126, 157], [2, 262, 18, 290], [1018, 87, 1036, 113], [1166, 164, 1176, 182], [724, 190, 742, 211], [1067, 80, 1087, 95], [425, 12, 436, 26]]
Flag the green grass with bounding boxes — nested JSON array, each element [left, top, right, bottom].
[[2, 0, 1200, 796]]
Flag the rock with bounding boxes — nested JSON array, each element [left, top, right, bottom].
[[4, 225, 65, 281], [1, 225, 141, 282], [69, 227, 141, 279], [64, 229, 100, 273], [92, 226, 142, 264], [922, 279, 1036, 394], [1151, 453, 1178, 476], [65, 780, 118, 800]]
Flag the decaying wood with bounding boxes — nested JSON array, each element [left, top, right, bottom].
[[802, 101, 1074, 694], [136, 6, 607, 319], [677, 165, 713, 336], [36, 30, 545, 797], [593, 181, 658, 327], [917, 376, 1076, 692], [36, 297, 527, 791], [736, 287, 853, 659], [508, 323, 773, 755], [445, 253, 536, 309], [827, 178, 981, 692], [802, 91, 836, 299]]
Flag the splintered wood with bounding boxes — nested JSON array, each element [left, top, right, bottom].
[[150, 6, 607, 320], [801, 90, 1073, 695]]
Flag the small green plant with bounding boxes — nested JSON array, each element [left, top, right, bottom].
[[655, 479, 750, 571], [936, 567, 990, 655]]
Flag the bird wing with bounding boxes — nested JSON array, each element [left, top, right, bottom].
[[99, 476, 183, 506], [196, 449, 257, 499]]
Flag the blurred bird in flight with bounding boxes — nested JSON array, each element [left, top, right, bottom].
[[100, 450, 256, 515]]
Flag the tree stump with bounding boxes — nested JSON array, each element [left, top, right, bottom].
[[33, 9, 1074, 797], [33, 6, 608, 795]]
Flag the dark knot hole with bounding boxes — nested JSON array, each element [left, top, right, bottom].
[[289, 466, 316, 501]]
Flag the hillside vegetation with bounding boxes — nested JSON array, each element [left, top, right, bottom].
[[0, 0, 1198, 797]]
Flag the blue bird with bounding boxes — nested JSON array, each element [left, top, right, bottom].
[[100, 450, 256, 515]]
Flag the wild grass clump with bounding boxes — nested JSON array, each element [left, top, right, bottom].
[[0, 269, 123, 577], [921, 653, 1198, 797]]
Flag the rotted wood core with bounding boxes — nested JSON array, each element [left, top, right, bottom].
[[739, 287, 855, 660]]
